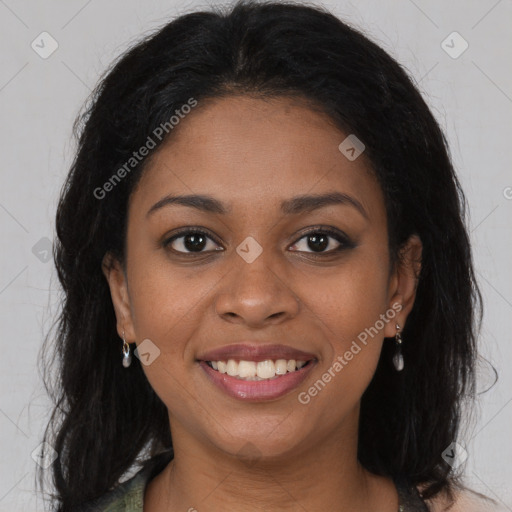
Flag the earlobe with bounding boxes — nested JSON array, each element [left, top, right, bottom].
[[385, 234, 422, 337], [101, 252, 136, 342]]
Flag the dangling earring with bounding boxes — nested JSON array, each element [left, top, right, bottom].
[[393, 323, 404, 372], [122, 329, 132, 368]]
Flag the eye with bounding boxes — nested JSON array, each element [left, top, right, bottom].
[[289, 228, 352, 254], [163, 226, 353, 256], [163, 229, 223, 254]]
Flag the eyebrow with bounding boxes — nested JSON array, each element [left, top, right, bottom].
[[146, 192, 368, 219]]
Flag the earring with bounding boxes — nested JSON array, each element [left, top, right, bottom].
[[393, 323, 404, 372], [122, 329, 132, 368]]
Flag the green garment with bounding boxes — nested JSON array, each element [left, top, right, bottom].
[[75, 450, 173, 511]]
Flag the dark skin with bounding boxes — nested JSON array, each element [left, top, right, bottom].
[[103, 95, 423, 511]]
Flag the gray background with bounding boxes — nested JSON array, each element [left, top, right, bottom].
[[0, 0, 511, 510]]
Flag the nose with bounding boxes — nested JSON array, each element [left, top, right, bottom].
[[214, 251, 300, 328]]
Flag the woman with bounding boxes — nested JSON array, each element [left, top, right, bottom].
[[39, 1, 503, 510]]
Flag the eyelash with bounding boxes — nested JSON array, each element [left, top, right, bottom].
[[162, 226, 354, 257]]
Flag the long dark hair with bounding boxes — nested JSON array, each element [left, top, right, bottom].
[[39, 1, 482, 509]]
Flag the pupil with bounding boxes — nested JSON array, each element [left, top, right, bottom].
[[185, 234, 206, 252], [308, 234, 328, 252]]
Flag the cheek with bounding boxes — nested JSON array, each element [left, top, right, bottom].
[[309, 249, 390, 338], [301, 248, 390, 384], [125, 259, 211, 418], [297, 283, 389, 421], [127, 248, 211, 339]]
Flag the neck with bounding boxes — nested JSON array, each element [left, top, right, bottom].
[[144, 407, 398, 512]]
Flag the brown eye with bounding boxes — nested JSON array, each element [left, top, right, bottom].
[[164, 229, 223, 254], [289, 228, 353, 254]]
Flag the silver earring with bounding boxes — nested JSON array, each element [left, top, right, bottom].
[[393, 323, 404, 372], [122, 330, 132, 368]]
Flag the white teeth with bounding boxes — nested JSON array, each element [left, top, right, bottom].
[[238, 360, 257, 378], [207, 358, 310, 380], [275, 359, 288, 375], [226, 359, 238, 376], [257, 360, 275, 379]]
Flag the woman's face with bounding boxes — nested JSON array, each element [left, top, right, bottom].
[[104, 95, 420, 461]]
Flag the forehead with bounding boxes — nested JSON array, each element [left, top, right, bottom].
[[130, 95, 383, 220]]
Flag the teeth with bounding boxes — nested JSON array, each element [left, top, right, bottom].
[[275, 359, 288, 375], [226, 359, 238, 376], [207, 358, 310, 380], [238, 360, 257, 378], [257, 360, 275, 379]]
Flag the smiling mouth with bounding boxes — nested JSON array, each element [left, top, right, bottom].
[[202, 358, 315, 381]]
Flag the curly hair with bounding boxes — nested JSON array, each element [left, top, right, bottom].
[[39, 1, 482, 509]]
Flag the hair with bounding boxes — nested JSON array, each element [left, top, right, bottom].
[[39, 0, 483, 510]]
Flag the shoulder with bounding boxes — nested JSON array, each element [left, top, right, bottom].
[[73, 469, 147, 511], [419, 484, 508, 512], [73, 449, 174, 511]]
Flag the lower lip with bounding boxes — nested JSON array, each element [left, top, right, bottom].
[[198, 360, 316, 402]]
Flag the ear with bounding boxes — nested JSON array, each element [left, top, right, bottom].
[[102, 252, 136, 342], [383, 234, 422, 338]]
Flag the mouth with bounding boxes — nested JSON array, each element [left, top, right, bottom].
[[202, 358, 315, 380], [196, 343, 318, 401], [197, 356, 317, 402]]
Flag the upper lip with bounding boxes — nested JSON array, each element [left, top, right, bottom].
[[197, 343, 317, 363]]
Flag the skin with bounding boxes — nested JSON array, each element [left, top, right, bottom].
[[103, 95, 423, 512]]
